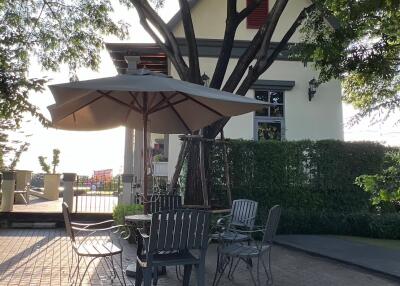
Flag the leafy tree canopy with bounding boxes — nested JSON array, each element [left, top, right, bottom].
[[0, 0, 129, 167], [0, 0, 129, 127], [295, 0, 400, 122]]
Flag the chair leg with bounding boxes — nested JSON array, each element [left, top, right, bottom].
[[135, 263, 143, 286], [78, 257, 97, 286], [143, 268, 152, 286], [120, 253, 127, 286], [183, 264, 192, 286], [261, 248, 273, 285], [245, 258, 258, 286], [228, 257, 240, 280], [153, 266, 158, 286], [195, 263, 205, 286], [212, 255, 229, 286]]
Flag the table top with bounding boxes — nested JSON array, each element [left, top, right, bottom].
[[125, 214, 152, 222]]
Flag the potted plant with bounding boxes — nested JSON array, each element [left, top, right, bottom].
[[38, 149, 61, 200]]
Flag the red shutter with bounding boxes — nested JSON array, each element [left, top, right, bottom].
[[246, 0, 269, 29]]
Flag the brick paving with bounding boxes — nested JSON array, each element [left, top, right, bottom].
[[0, 228, 398, 286]]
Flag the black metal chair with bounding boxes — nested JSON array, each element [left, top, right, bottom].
[[214, 205, 281, 286], [135, 209, 211, 286], [148, 194, 182, 213], [62, 202, 130, 285], [213, 199, 258, 242]]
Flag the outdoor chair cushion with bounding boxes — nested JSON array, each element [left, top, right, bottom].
[[220, 243, 271, 258], [210, 230, 251, 243], [76, 241, 122, 257], [137, 250, 199, 267]]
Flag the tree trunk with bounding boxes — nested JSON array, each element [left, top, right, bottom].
[[184, 141, 204, 205]]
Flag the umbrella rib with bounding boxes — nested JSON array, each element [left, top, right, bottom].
[[160, 92, 191, 134], [149, 98, 189, 114], [183, 94, 224, 117], [148, 92, 179, 113], [128, 91, 143, 110], [97, 90, 142, 113], [54, 93, 105, 122]]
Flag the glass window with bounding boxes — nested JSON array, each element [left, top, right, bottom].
[[254, 89, 285, 141]]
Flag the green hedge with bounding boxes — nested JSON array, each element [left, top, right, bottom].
[[208, 140, 394, 237]]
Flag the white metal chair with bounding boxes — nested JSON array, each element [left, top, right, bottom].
[[62, 202, 130, 285]]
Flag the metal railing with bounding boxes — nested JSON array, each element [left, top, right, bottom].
[[73, 175, 123, 213]]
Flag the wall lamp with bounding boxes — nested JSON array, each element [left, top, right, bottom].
[[308, 78, 318, 101]]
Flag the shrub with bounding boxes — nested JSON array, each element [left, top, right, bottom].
[[112, 204, 143, 225], [356, 151, 400, 210], [205, 140, 400, 237]]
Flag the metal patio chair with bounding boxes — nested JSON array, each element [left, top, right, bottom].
[[135, 209, 211, 286], [213, 199, 258, 242], [62, 202, 130, 285], [213, 205, 281, 286], [211, 199, 258, 284]]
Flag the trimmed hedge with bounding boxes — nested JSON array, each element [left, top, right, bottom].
[[208, 140, 397, 238]]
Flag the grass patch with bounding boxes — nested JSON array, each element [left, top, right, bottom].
[[335, 235, 400, 251]]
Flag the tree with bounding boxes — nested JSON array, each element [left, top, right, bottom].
[[124, 0, 400, 205], [0, 0, 129, 162]]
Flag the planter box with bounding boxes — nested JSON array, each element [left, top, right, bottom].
[[43, 174, 61, 201]]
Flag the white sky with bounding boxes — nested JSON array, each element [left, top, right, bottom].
[[8, 0, 399, 176]]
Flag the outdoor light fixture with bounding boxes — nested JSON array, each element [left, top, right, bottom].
[[201, 72, 210, 87], [308, 78, 318, 101]]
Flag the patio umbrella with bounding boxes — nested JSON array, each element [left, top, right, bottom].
[[48, 69, 266, 212]]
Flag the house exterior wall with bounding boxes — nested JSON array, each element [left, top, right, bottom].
[[166, 0, 343, 180], [167, 58, 343, 179], [173, 0, 310, 43]]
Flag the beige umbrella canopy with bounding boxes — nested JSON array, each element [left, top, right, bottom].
[[48, 69, 266, 212], [48, 70, 265, 133]]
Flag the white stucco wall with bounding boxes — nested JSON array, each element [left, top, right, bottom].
[[167, 57, 344, 179], [173, 0, 311, 42]]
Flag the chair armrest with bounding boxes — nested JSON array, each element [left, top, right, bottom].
[[71, 220, 114, 229], [137, 228, 150, 250], [72, 224, 127, 233], [217, 214, 231, 226]]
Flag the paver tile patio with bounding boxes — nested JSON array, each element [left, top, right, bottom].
[[0, 228, 397, 286]]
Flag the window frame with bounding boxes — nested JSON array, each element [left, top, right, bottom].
[[253, 89, 286, 141]]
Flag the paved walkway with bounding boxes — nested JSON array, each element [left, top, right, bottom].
[[276, 235, 400, 279], [0, 229, 397, 285]]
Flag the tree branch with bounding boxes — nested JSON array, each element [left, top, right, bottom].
[[222, 0, 288, 93], [178, 0, 201, 83], [209, 3, 316, 138], [210, 0, 262, 89], [131, 0, 189, 79]]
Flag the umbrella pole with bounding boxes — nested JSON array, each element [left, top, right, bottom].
[[143, 94, 149, 214]]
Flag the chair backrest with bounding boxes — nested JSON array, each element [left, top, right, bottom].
[[147, 209, 210, 258], [230, 199, 258, 229], [148, 194, 182, 213], [262, 205, 281, 245], [62, 202, 75, 242]]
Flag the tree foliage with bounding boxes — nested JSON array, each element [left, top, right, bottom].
[[356, 151, 400, 208], [0, 0, 129, 127], [295, 0, 400, 122]]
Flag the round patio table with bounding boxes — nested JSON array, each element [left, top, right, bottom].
[[125, 214, 151, 277]]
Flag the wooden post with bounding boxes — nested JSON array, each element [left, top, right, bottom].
[[199, 130, 209, 207], [221, 130, 232, 207], [143, 93, 149, 214]]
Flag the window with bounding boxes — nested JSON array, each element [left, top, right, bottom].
[[254, 90, 285, 141], [247, 0, 269, 29]]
